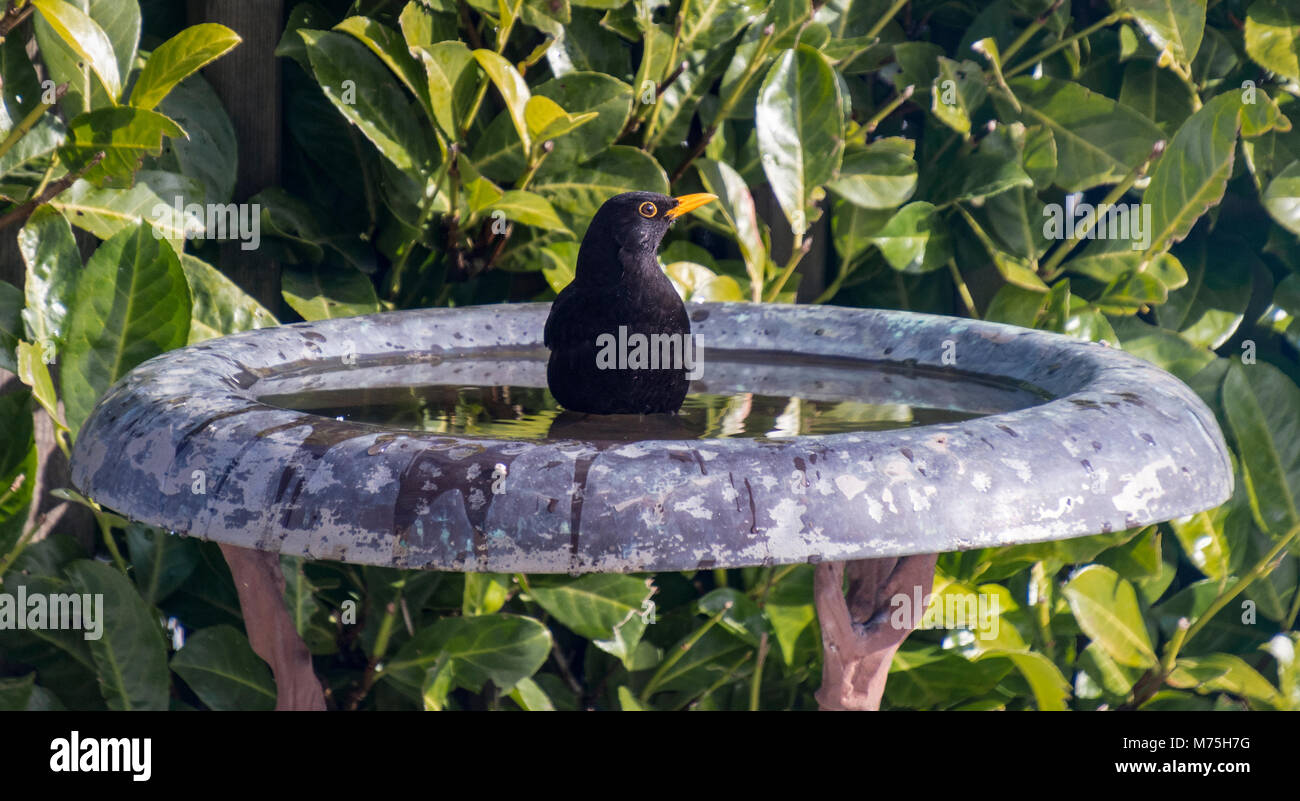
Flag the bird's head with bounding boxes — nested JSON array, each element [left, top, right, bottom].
[[575, 191, 717, 285]]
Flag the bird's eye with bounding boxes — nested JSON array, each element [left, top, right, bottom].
[[638, 202, 658, 218]]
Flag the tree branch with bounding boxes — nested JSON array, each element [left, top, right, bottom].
[[0, 2, 33, 39], [0, 150, 104, 232]]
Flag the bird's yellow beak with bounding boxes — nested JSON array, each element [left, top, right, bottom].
[[665, 193, 718, 219]]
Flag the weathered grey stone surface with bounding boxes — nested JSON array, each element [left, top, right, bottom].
[[70, 303, 1233, 572]]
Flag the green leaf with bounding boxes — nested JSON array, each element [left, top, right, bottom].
[[458, 158, 504, 213], [985, 283, 1050, 327], [1004, 75, 1163, 191], [1109, 316, 1214, 382], [0, 391, 34, 552], [49, 179, 190, 248], [976, 649, 1070, 710], [935, 149, 1033, 204], [300, 29, 432, 175], [521, 0, 571, 33], [546, 8, 631, 76], [420, 652, 455, 711], [15, 341, 64, 428], [254, 187, 330, 265], [130, 23, 241, 111], [508, 676, 555, 710], [1118, 59, 1195, 134], [869, 201, 952, 273], [1078, 641, 1144, 698], [1113, 0, 1205, 64], [1064, 292, 1121, 344], [1223, 361, 1300, 537], [485, 190, 571, 233], [412, 40, 477, 139], [463, 573, 511, 616], [143, 75, 237, 203], [697, 158, 766, 299], [540, 241, 579, 292], [1167, 653, 1285, 710], [279, 555, 335, 655], [64, 559, 169, 710], [523, 95, 598, 143], [60, 223, 192, 433], [0, 282, 22, 374], [473, 49, 533, 155], [281, 263, 381, 321], [171, 625, 276, 711], [756, 45, 845, 235], [1067, 235, 1185, 288], [648, 626, 749, 695], [31, 0, 124, 103], [1155, 235, 1251, 348], [698, 587, 769, 647], [827, 137, 918, 209], [1097, 270, 1172, 317], [682, 0, 763, 50], [657, 45, 731, 142], [886, 643, 1012, 708], [385, 614, 551, 693], [663, 261, 746, 301], [616, 685, 647, 710], [1020, 124, 1058, 189], [982, 188, 1049, 263], [62, 106, 186, 185], [533, 72, 633, 166], [1168, 502, 1242, 583], [399, 0, 454, 47], [0, 111, 65, 176], [629, 12, 673, 122], [18, 207, 81, 353], [831, 199, 890, 266], [764, 564, 815, 666], [0, 674, 37, 712], [1062, 564, 1158, 669], [892, 41, 943, 104], [533, 145, 668, 235], [1244, 0, 1300, 83], [1, 27, 42, 132], [528, 574, 654, 664], [1263, 160, 1300, 235], [126, 524, 200, 605], [1140, 91, 1247, 260], [930, 57, 987, 135], [334, 16, 431, 119], [180, 255, 278, 343]]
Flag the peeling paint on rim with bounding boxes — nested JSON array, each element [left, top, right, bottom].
[[69, 303, 1233, 573]]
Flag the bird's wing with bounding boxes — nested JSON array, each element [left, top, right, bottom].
[[544, 283, 578, 349]]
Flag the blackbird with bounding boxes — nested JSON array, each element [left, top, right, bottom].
[[544, 191, 717, 414]]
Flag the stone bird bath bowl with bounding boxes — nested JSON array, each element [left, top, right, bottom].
[[69, 303, 1233, 710]]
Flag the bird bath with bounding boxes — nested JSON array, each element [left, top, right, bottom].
[[69, 302, 1233, 709]]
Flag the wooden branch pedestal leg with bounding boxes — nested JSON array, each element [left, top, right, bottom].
[[814, 554, 938, 711], [219, 544, 326, 711]]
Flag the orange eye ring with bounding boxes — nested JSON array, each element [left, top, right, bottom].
[[638, 201, 658, 218]]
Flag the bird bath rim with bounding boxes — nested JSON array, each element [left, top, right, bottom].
[[69, 302, 1233, 573]]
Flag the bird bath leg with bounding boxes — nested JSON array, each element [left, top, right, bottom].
[[219, 544, 326, 711], [814, 554, 937, 711]]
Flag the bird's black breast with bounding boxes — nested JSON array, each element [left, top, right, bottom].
[[545, 267, 692, 415]]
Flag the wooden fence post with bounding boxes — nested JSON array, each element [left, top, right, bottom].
[[186, 0, 283, 309]]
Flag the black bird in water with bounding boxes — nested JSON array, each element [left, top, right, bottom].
[[544, 191, 717, 415]]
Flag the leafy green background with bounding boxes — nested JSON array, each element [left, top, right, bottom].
[[3, 0, 1300, 710]]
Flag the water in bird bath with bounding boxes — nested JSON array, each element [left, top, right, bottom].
[[252, 349, 1051, 443]]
